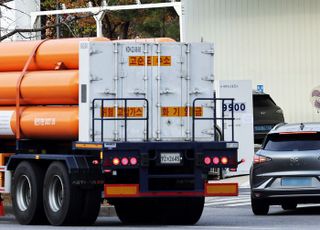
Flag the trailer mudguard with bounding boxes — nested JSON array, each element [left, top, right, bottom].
[[6, 154, 104, 186]]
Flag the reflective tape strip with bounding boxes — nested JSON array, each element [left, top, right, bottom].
[[75, 143, 103, 149], [104, 184, 139, 197], [205, 183, 238, 196]]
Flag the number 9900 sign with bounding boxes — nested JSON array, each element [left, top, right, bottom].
[[223, 103, 246, 112]]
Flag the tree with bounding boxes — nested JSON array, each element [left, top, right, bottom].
[[0, 0, 180, 41]]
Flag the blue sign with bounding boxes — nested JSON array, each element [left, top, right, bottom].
[[257, 84, 264, 93]]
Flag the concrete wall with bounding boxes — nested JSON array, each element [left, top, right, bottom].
[[183, 0, 320, 123]]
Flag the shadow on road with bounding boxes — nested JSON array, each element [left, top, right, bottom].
[[270, 206, 320, 216]]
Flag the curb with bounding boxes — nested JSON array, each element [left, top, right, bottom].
[[3, 205, 117, 217]]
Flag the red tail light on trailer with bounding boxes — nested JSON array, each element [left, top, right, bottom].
[[121, 157, 129, 166], [212, 156, 220, 165], [204, 157, 211, 165], [130, 157, 138, 165], [92, 160, 99, 165], [112, 157, 120, 166], [221, 157, 228, 165]]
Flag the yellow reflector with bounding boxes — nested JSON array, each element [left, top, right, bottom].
[[0, 172, 3, 188], [105, 184, 139, 197], [75, 143, 103, 149], [0, 153, 13, 166], [205, 183, 238, 196]]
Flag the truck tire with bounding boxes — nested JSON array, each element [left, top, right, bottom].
[[79, 189, 101, 225], [114, 198, 156, 224], [159, 197, 204, 225], [43, 161, 83, 226], [12, 161, 47, 225], [251, 197, 269, 215], [115, 197, 204, 225]]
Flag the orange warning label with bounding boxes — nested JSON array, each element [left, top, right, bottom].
[[161, 107, 203, 117], [101, 107, 144, 118], [129, 56, 171, 66]]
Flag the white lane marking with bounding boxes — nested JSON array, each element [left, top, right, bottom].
[[240, 181, 250, 188], [226, 201, 251, 207], [206, 194, 250, 201], [205, 198, 250, 206], [206, 197, 250, 204], [181, 226, 278, 230], [206, 197, 248, 203]]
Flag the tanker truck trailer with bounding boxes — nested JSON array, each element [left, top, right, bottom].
[[0, 38, 239, 226]]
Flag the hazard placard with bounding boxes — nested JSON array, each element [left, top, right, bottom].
[[101, 107, 144, 118], [129, 56, 171, 66], [161, 107, 203, 117]]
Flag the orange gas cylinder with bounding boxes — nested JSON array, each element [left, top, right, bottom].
[[0, 37, 109, 71], [0, 107, 78, 140], [0, 70, 78, 105]]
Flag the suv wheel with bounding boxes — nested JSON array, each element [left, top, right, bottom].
[[251, 197, 269, 215], [281, 203, 297, 210]]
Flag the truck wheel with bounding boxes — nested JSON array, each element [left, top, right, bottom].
[[43, 161, 83, 226], [251, 197, 269, 215], [160, 197, 204, 225], [79, 189, 101, 225], [12, 161, 47, 225], [115, 197, 204, 225], [114, 198, 155, 224]]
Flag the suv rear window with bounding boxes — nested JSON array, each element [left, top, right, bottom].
[[263, 133, 320, 151], [253, 95, 276, 107]]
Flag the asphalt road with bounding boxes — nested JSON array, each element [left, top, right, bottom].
[[1, 188, 320, 230]]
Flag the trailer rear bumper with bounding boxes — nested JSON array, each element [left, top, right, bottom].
[[104, 182, 238, 198]]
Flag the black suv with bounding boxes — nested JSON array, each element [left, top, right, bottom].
[[253, 91, 285, 144]]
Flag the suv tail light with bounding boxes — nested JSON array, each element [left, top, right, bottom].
[[253, 154, 271, 164]]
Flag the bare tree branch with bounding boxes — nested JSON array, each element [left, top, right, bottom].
[[0, 2, 30, 17], [0, 13, 95, 41]]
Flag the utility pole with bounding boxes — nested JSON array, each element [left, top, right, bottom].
[[56, 1, 60, 38], [0, 7, 2, 38]]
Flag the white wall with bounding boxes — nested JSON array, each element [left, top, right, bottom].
[[183, 0, 320, 123], [0, 0, 40, 41]]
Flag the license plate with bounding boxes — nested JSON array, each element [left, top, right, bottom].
[[160, 153, 181, 164], [281, 177, 312, 187]]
